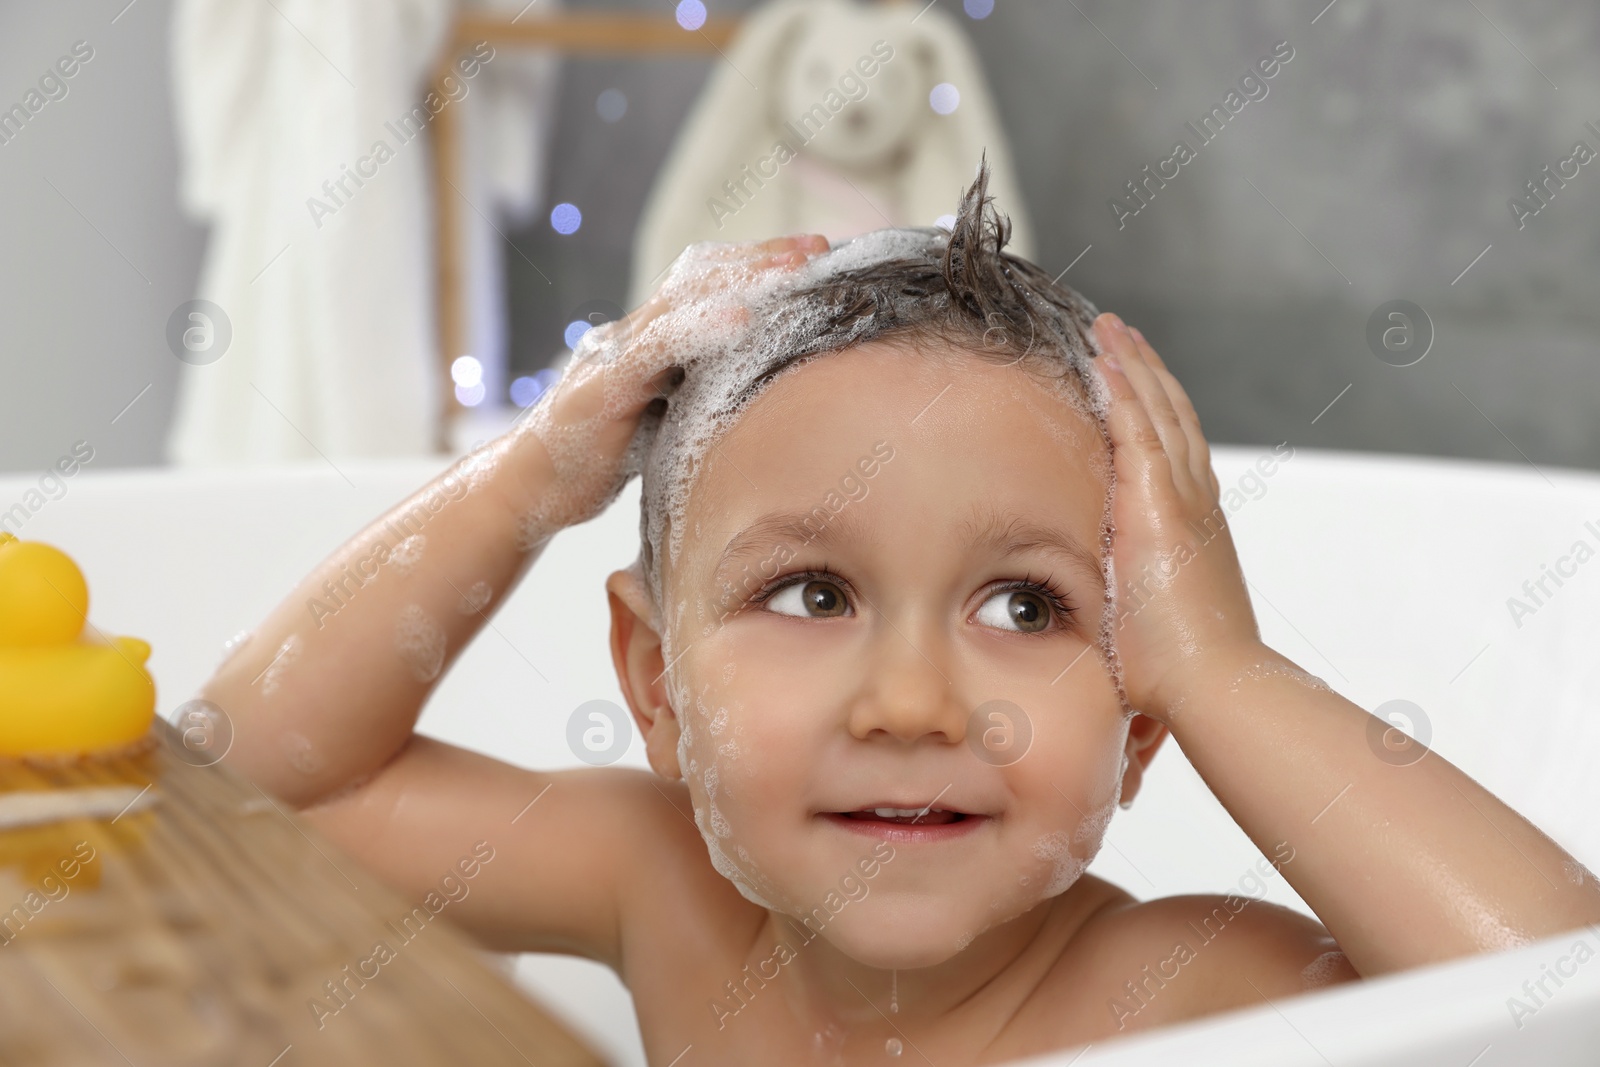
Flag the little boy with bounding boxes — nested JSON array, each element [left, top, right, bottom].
[[204, 169, 1600, 1064]]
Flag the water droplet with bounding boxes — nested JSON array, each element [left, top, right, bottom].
[[890, 968, 898, 1013], [218, 629, 253, 668], [885, 1037, 903, 1057]]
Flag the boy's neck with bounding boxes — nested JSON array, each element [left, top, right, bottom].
[[755, 881, 1108, 1031]]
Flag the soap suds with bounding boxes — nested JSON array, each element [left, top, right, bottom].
[[1227, 660, 1333, 695], [456, 580, 494, 615], [390, 535, 425, 577], [395, 604, 447, 682], [620, 225, 1107, 613], [515, 500, 555, 553], [1301, 949, 1348, 989], [259, 634, 302, 696], [1030, 832, 1088, 896], [1032, 776, 1121, 896], [284, 731, 322, 775], [452, 440, 500, 491], [671, 669, 779, 910]]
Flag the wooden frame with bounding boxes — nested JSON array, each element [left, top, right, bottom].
[[426, 12, 741, 447]]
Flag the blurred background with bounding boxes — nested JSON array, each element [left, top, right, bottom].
[[1, 0, 1596, 479]]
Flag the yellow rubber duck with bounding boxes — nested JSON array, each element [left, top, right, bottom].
[[0, 532, 155, 757]]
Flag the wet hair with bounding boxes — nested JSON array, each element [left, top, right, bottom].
[[740, 161, 1101, 395], [634, 160, 1106, 614]]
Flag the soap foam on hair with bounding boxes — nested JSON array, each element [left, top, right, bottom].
[[621, 224, 1115, 680]]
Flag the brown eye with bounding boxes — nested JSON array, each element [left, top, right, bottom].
[[976, 589, 1051, 634], [766, 579, 849, 618]]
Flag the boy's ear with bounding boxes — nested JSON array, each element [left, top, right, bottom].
[[605, 565, 682, 780], [1118, 712, 1169, 806]]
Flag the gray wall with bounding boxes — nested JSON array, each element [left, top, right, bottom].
[[4, 0, 1597, 475], [0, 0, 204, 474]]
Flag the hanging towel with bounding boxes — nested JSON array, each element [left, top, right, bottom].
[[631, 0, 1032, 303], [167, 0, 450, 465], [167, 0, 560, 464]]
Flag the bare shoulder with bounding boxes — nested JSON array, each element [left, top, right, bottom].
[[1070, 889, 1361, 1034]]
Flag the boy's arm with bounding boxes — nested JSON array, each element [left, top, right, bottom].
[[294, 738, 712, 967], [1090, 313, 1600, 977], [197, 234, 830, 963], [192, 409, 662, 968], [201, 434, 552, 808], [202, 232, 828, 808]]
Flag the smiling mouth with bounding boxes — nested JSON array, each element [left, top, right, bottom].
[[823, 807, 990, 841], [837, 807, 970, 826]]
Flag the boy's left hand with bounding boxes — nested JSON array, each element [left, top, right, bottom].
[[1091, 313, 1262, 722]]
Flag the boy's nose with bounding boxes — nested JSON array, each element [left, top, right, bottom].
[[845, 622, 968, 744]]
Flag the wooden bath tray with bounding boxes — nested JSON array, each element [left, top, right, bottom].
[[0, 719, 607, 1067]]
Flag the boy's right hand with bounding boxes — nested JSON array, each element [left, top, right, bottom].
[[501, 233, 830, 540]]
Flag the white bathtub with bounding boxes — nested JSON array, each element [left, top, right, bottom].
[[4, 443, 1598, 1065]]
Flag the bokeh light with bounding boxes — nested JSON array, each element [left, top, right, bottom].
[[964, 0, 994, 18], [596, 88, 628, 123], [934, 214, 957, 231], [564, 319, 593, 349], [510, 368, 561, 408], [450, 355, 483, 388], [455, 381, 487, 407], [929, 83, 961, 115], [550, 202, 582, 235], [675, 1, 706, 31]]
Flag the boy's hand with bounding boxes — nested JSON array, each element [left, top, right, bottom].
[[503, 234, 830, 533], [1091, 313, 1262, 722]]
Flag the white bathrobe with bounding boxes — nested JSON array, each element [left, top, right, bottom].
[[167, 0, 558, 465]]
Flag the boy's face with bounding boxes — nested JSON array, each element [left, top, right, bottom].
[[645, 340, 1148, 968]]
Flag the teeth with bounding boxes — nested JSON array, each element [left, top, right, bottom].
[[872, 807, 931, 818]]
